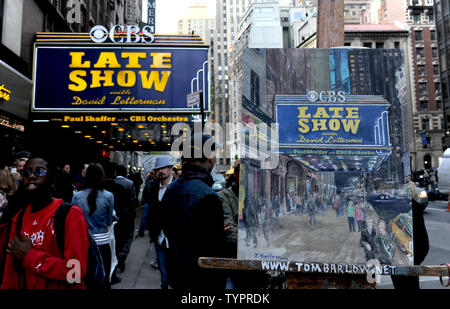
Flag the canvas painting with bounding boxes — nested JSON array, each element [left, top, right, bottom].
[[238, 48, 413, 267]]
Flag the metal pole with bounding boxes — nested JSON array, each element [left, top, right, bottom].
[[200, 91, 205, 130]]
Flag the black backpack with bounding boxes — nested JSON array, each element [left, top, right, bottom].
[[16, 202, 106, 289]]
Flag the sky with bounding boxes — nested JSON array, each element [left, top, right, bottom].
[[142, 0, 216, 35]]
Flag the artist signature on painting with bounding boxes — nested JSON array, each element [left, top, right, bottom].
[[254, 253, 288, 261]]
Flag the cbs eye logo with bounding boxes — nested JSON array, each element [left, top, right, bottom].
[[306, 91, 346, 103], [89, 25, 155, 44]]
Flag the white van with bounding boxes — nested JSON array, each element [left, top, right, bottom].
[[438, 148, 450, 194]]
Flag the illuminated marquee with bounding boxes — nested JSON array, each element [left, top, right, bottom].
[[33, 46, 209, 112]]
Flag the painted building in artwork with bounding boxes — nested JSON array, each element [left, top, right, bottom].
[[240, 48, 408, 216], [361, 0, 443, 172]]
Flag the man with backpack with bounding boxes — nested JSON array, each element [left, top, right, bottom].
[[1, 157, 91, 289]]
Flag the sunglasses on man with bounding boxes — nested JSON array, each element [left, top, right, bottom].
[[20, 168, 48, 178]]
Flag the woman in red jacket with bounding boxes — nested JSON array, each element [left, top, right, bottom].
[[1, 157, 90, 289]]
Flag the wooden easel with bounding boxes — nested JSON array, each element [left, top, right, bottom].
[[199, 258, 450, 289]]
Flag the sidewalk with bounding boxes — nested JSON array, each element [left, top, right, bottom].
[[112, 207, 162, 289]]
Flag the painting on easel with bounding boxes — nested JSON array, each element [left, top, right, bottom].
[[237, 48, 413, 267]]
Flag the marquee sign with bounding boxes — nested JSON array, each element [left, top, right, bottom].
[[276, 94, 391, 150], [32, 46, 209, 113]]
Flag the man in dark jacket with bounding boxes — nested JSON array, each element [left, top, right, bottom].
[[143, 156, 174, 289], [162, 134, 226, 289], [113, 165, 137, 273]]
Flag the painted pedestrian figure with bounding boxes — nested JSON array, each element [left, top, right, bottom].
[[307, 194, 317, 225], [347, 200, 356, 232], [243, 197, 258, 248], [375, 219, 395, 265], [360, 217, 377, 261]]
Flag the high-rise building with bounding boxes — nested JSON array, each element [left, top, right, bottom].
[[229, 1, 284, 160], [434, 0, 450, 148], [177, 2, 216, 42], [213, 0, 255, 171]]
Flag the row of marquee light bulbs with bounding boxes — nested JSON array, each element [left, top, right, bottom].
[[59, 123, 190, 149]]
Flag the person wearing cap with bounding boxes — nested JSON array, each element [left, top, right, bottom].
[[162, 133, 226, 289], [142, 156, 174, 289]]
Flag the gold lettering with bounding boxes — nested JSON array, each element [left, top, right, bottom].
[[341, 119, 361, 134], [311, 119, 328, 132], [139, 71, 171, 92], [69, 52, 91, 68], [328, 107, 344, 118], [313, 107, 330, 118], [150, 53, 172, 68], [68, 71, 87, 91], [346, 107, 359, 118], [297, 107, 311, 118], [90, 70, 115, 88], [93, 52, 121, 68], [121, 52, 147, 68], [117, 71, 136, 87], [298, 119, 310, 133]]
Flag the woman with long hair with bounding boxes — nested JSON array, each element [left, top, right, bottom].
[[71, 163, 114, 289]]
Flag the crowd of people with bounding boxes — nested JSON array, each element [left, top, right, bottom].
[[0, 148, 144, 288], [0, 134, 262, 290], [0, 136, 433, 290]]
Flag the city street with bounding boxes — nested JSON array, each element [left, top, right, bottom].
[[116, 200, 450, 289]]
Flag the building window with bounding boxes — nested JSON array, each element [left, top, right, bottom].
[[435, 82, 441, 93], [363, 42, 372, 48], [416, 47, 424, 58], [420, 100, 428, 111], [431, 30, 436, 41], [419, 82, 428, 95], [376, 42, 384, 49], [418, 65, 426, 76], [432, 47, 438, 58], [437, 100, 442, 110], [413, 13, 421, 24], [394, 42, 400, 49], [422, 118, 430, 130], [415, 30, 422, 41], [433, 64, 440, 75], [250, 70, 260, 106], [429, 12, 434, 22]]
